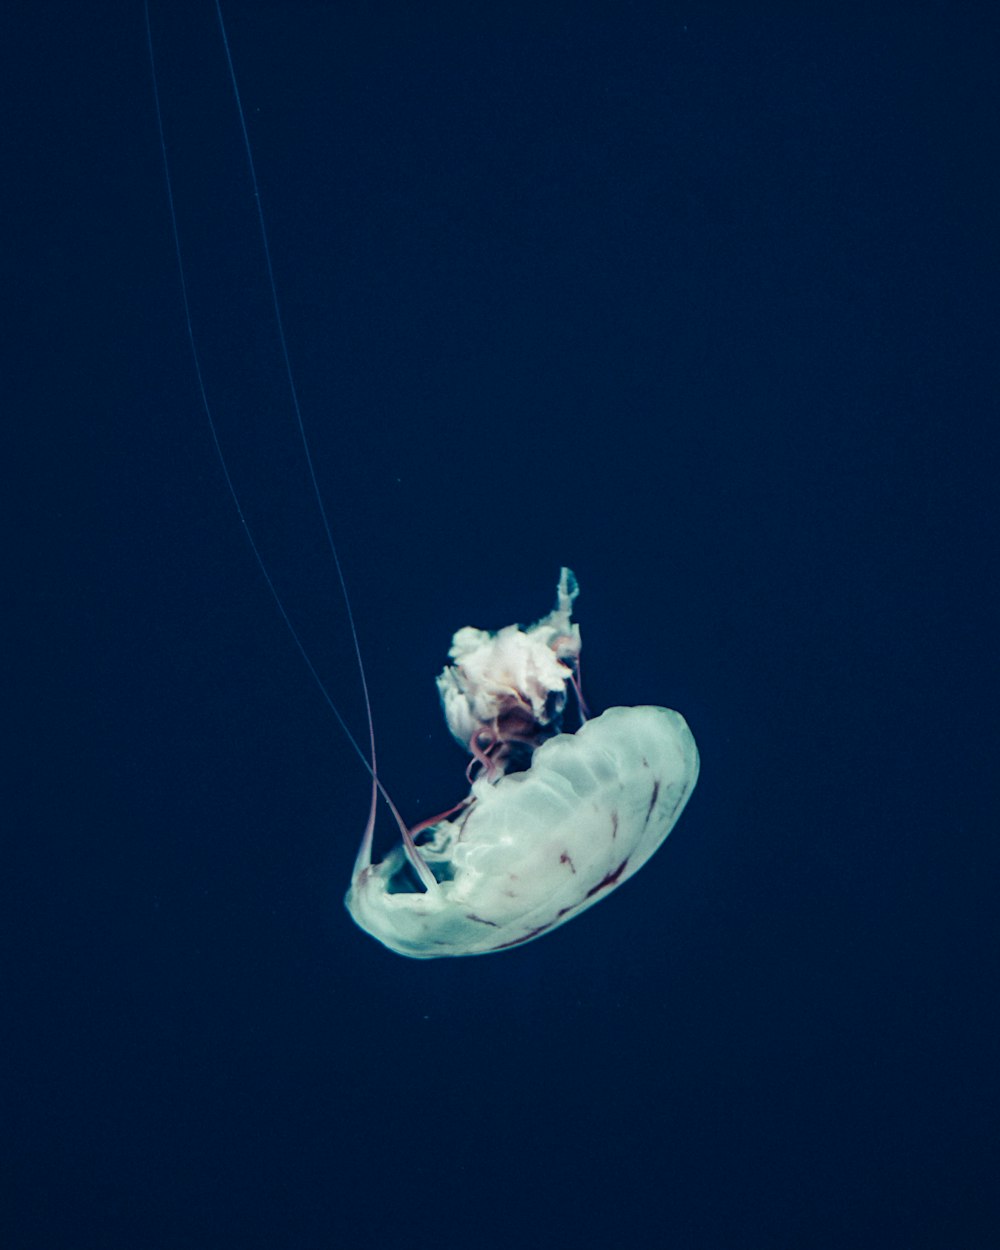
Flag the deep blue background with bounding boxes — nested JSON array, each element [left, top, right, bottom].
[[4, 1, 997, 1246]]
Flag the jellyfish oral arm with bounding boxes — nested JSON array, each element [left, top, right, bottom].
[[346, 569, 699, 959], [435, 566, 585, 784]]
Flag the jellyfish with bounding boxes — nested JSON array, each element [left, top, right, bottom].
[[145, 8, 698, 961], [347, 569, 699, 958]]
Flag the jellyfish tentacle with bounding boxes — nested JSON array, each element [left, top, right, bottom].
[[409, 797, 472, 841]]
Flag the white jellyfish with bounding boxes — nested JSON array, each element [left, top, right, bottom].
[[144, 11, 698, 961], [347, 569, 699, 958]]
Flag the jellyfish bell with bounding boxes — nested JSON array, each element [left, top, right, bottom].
[[346, 569, 699, 958]]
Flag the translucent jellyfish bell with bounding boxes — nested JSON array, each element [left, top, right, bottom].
[[346, 570, 699, 958]]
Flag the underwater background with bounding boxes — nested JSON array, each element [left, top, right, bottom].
[[5, 1, 997, 1246]]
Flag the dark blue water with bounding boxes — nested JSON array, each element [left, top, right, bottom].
[[5, 3, 996, 1246]]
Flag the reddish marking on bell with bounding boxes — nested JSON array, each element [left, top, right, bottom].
[[492, 921, 554, 950], [611, 811, 619, 840], [466, 914, 500, 927], [646, 780, 661, 822], [584, 858, 629, 899], [560, 852, 576, 873]]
